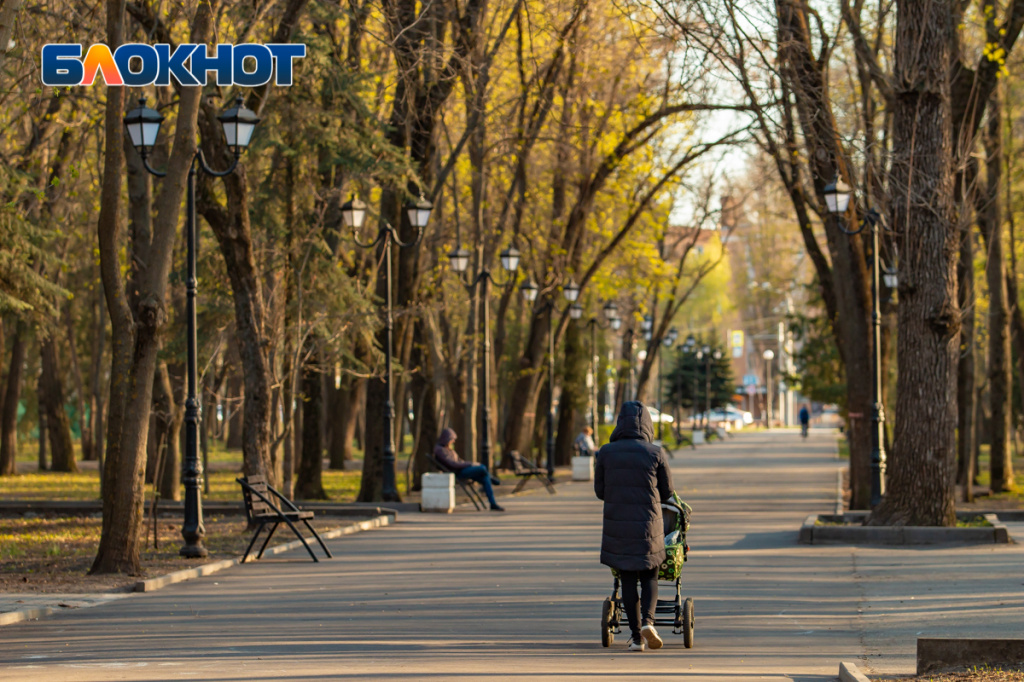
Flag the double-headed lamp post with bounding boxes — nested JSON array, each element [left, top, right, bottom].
[[124, 96, 259, 559], [447, 246, 521, 471], [822, 175, 890, 507], [763, 348, 775, 429], [519, 277, 581, 481], [341, 194, 433, 502], [586, 302, 621, 446]]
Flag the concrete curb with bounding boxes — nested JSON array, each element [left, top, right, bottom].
[[0, 514, 393, 627], [838, 661, 871, 682], [134, 514, 393, 592], [799, 512, 1013, 545]]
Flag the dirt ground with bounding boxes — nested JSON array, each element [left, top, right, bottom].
[[876, 667, 1024, 681], [0, 514, 346, 594]]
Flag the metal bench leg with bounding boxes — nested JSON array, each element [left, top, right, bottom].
[[303, 519, 333, 559], [256, 522, 279, 559], [511, 477, 528, 494], [541, 475, 556, 494], [242, 524, 266, 563], [278, 515, 320, 562]]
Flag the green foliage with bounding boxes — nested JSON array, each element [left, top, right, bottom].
[[0, 166, 67, 317], [786, 286, 846, 409], [665, 335, 735, 412]]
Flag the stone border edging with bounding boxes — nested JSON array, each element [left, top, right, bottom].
[[838, 661, 871, 682], [134, 514, 393, 591], [800, 512, 1011, 545], [0, 514, 393, 627]]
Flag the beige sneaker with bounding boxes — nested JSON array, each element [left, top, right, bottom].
[[627, 636, 645, 651], [641, 624, 663, 650]]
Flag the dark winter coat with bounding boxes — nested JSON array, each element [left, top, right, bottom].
[[433, 427, 471, 472], [594, 401, 674, 571]]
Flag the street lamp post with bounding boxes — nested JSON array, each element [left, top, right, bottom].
[[124, 96, 259, 559], [342, 194, 433, 502], [447, 246, 521, 471], [823, 175, 890, 507], [763, 348, 775, 429], [587, 303, 621, 446], [519, 277, 579, 481]]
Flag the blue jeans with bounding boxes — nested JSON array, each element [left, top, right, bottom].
[[456, 465, 498, 507]]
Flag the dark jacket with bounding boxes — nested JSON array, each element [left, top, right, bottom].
[[594, 401, 674, 571], [433, 428, 471, 472]]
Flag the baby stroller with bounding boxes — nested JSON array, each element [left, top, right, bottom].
[[601, 493, 694, 648]]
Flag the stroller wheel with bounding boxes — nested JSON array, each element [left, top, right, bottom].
[[601, 598, 615, 647], [682, 597, 695, 649]]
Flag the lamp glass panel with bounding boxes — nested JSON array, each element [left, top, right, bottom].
[[341, 202, 366, 229], [142, 121, 161, 148], [500, 249, 521, 273], [449, 249, 470, 273], [610, 318, 622, 331], [235, 121, 256, 149], [570, 303, 583, 320], [520, 282, 538, 302], [883, 272, 898, 289], [126, 121, 144, 149], [603, 302, 618, 321], [563, 280, 580, 302], [222, 120, 238, 148]]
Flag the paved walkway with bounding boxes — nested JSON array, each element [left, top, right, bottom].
[[1, 430, 1022, 681]]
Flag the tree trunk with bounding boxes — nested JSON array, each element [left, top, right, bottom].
[[37, 370, 47, 471], [40, 337, 76, 473], [92, 0, 216, 575], [152, 361, 181, 501], [0, 324, 26, 476], [89, 283, 106, 468], [554, 320, 585, 466], [225, 373, 243, 450], [328, 377, 363, 468], [500, 305, 550, 461], [978, 93, 1014, 493], [957, 221, 976, 502], [296, 341, 326, 500], [64, 303, 91, 462], [869, 0, 958, 526]]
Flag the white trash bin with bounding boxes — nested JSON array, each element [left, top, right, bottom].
[[571, 455, 594, 481], [691, 429, 705, 445], [420, 472, 455, 513]]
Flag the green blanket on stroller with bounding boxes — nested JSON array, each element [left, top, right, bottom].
[[611, 492, 691, 581]]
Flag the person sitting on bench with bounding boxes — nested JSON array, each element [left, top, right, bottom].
[[433, 427, 505, 512]]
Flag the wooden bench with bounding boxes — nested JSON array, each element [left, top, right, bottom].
[[509, 451, 556, 494], [425, 452, 486, 511], [236, 475, 333, 563]]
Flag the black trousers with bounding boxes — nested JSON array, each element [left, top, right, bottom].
[[620, 568, 658, 638]]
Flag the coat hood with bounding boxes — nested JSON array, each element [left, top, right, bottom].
[[609, 401, 654, 443], [437, 427, 457, 447]]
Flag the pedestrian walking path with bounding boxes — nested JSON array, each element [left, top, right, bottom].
[[1, 430, 1021, 681]]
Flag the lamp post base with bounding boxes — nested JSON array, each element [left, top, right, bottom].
[[179, 541, 208, 559]]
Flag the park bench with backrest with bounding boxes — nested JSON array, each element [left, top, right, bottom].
[[236, 474, 333, 563], [508, 451, 556, 494], [425, 451, 486, 511]]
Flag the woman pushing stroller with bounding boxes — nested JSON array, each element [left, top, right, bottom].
[[595, 400, 674, 652]]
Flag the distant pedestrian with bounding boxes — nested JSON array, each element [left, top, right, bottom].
[[798, 404, 810, 438], [595, 401, 674, 652], [432, 428, 505, 512], [574, 426, 596, 457]]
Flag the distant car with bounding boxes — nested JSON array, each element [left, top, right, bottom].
[[646, 406, 674, 424], [694, 406, 751, 430]]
